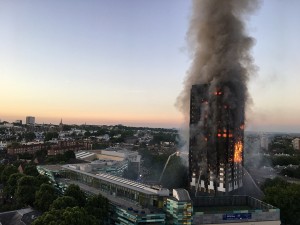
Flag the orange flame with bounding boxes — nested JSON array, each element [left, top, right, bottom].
[[234, 141, 243, 163]]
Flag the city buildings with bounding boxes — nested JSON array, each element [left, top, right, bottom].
[[189, 84, 244, 195], [37, 164, 170, 224], [47, 140, 90, 155], [6, 140, 89, 156], [14, 120, 22, 125], [37, 163, 280, 224], [25, 116, 35, 125], [7, 142, 43, 155]]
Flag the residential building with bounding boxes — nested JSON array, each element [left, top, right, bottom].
[[292, 138, 300, 150], [26, 116, 35, 125], [189, 84, 244, 195], [260, 134, 270, 150], [7, 140, 89, 156], [7, 142, 43, 155], [47, 140, 86, 155]]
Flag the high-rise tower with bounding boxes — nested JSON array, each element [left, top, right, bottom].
[[189, 84, 244, 195], [26, 116, 35, 125]]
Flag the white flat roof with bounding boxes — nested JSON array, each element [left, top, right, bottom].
[[76, 151, 95, 158], [61, 164, 169, 196]]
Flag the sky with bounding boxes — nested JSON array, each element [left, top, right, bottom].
[[0, 0, 299, 132]]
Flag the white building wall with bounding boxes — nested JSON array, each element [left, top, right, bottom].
[[292, 138, 300, 150]]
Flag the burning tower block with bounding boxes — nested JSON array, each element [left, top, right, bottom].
[[189, 84, 244, 195]]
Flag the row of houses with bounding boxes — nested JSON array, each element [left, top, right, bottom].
[[6, 140, 91, 156]]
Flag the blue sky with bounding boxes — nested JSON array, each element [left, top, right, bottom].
[[0, 0, 299, 132]]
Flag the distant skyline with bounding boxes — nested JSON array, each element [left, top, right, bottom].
[[1, 0, 300, 132]]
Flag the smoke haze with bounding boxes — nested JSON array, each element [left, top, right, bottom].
[[176, 0, 259, 123]]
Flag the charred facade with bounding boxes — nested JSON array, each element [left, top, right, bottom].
[[189, 84, 244, 195]]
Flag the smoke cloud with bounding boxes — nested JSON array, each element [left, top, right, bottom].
[[176, 0, 259, 122], [176, 0, 260, 192]]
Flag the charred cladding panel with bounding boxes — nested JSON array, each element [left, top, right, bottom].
[[189, 84, 244, 195]]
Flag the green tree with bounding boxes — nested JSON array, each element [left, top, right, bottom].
[[150, 132, 176, 145], [44, 132, 59, 141], [63, 150, 75, 161], [35, 174, 50, 187], [24, 165, 39, 176], [64, 184, 86, 207], [262, 177, 300, 224], [34, 149, 48, 159], [280, 166, 300, 179], [62, 125, 72, 131], [9, 142, 21, 148], [15, 176, 37, 206], [264, 183, 300, 225], [34, 184, 58, 212], [261, 177, 287, 192], [18, 152, 33, 160], [272, 155, 299, 166], [95, 128, 108, 136], [84, 131, 91, 137], [32, 207, 97, 225], [1, 165, 18, 184], [85, 194, 109, 223], [4, 173, 25, 198], [24, 132, 36, 142], [50, 196, 78, 210]]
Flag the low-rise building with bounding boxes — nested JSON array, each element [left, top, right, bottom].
[[193, 195, 280, 225], [37, 164, 280, 225], [166, 189, 193, 225], [47, 140, 86, 155], [88, 147, 141, 175], [7, 142, 43, 155], [7, 140, 90, 156]]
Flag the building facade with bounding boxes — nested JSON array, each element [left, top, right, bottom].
[[114, 207, 166, 225], [26, 116, 35, 125], [7, 143, 43, 155], [166, 189, 193, 225], [189, 84, 244, 195], [292, 138, 300, 150], [260, 134, 270, 150], [7, 140, 87, 156], [192, 195, 280, 225]]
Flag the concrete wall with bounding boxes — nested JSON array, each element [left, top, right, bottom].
[[193, 210, 280, 224]]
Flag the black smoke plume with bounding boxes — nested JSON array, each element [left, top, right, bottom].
[[177, 0, 259, 149], [176, 0, 260, 192]]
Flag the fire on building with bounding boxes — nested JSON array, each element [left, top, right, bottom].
[[189, 83, 244, 195]]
